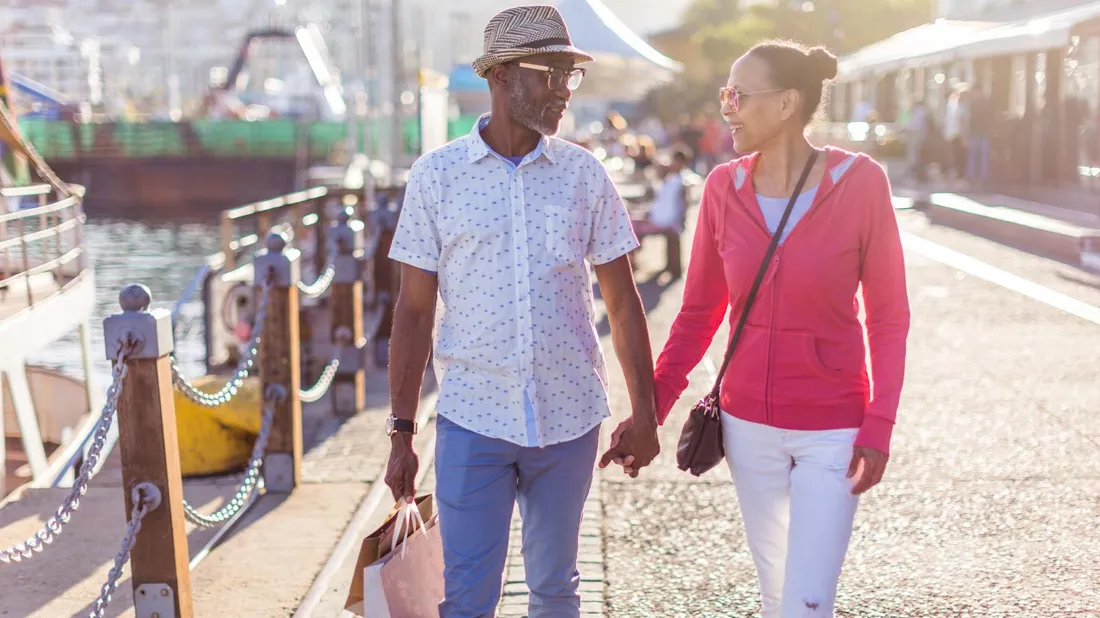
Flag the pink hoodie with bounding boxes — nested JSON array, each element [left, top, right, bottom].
[[653, 147, 910, 455]]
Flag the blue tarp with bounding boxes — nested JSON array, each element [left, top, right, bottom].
[[8, 73, 69, 119], [448, 64, 489, 93], [557, 0, 682, 72]]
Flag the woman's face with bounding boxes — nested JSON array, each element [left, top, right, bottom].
[[721, 53, 797, 153]]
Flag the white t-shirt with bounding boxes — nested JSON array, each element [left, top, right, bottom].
[[648, 172, 685, 229]]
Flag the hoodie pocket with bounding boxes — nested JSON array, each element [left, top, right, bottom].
[[724, 326, 860, 406], [773, 330, 854, 405]]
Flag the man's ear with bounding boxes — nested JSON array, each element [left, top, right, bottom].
[[489, 64, 510, 89]]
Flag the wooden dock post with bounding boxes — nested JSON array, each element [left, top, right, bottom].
[[329, 210, 366, 417], [220, 212, 236, 271], [254, 231, 303, 493], [103, 283, 194, 618]]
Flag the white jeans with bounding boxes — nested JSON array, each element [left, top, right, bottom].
[[721, 413, 860, 618]]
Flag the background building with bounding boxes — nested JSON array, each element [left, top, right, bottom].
[[936, 0, 1098, 20]]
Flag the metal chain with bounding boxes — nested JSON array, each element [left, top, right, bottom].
[[88, 483, 162, 618], [181, 384, 284, 528], [1, 344, 134, 565], [296, 263, 335, 298], [299, 357, 340, 403], [171, 277, 273, 408]]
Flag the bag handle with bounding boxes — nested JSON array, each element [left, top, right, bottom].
[[390, 499, 429, 559], [708, 149, 820, 400]]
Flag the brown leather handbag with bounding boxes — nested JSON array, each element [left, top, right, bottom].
[[676, 150, 820, 476]]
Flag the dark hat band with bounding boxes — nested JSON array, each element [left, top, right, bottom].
[[517, 37, 573, 49]]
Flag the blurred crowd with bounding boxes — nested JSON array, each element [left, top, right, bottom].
[[569, 109, 736, 179], [562, 109, 728, 280]]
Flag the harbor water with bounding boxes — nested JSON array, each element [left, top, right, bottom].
[[26, 216, 217, 392]]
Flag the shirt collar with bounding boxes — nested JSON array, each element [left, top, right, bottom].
[[465, 113, 557, 166]]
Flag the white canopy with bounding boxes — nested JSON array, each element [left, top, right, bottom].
[[557, 0, 683, 101], [838, 1, 1100, 81]]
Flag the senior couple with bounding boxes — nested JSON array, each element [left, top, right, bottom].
[[384, 6, 910, 618]]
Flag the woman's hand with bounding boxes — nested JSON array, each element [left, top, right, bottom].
[[847, 446, 888, 495]]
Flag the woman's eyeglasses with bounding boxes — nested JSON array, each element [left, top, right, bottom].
[[517, 62, 587, 91], [719, 86, 787, 112]]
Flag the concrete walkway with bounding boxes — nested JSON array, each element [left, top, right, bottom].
[[0, 358, 431, 618], [3, 197, 1099, 617], [596, 206, 1100, 617]]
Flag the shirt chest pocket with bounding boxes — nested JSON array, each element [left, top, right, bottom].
[[538, 203, 585, 265]]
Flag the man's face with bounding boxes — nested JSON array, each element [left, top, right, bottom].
[[505, 53, 575, 136]]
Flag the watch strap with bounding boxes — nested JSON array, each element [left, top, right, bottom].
[[391, 417, 416, 433]]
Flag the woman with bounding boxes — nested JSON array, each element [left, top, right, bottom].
[[653, 41, 910, 617]]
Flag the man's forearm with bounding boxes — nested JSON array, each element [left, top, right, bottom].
[[609, 299, 657, 425], [389, 306, 435, 423]]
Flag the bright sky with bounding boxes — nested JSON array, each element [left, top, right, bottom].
[[452, 0, 697, 36]]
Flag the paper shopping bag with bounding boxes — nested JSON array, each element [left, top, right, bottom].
[[362, 512, 444, 618], [344, 494, 434, 615]]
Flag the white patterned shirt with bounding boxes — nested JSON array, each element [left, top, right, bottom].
[[389, 115, 639, 448]]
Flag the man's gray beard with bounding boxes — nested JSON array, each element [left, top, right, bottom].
[[508, 78, 559, 136]]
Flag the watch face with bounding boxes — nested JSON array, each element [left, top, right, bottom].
[[385, 416, 394, 435]]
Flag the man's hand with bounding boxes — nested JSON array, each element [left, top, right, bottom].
[[598, 416, 660, 478], [385, 435, 419, 502], [847, 445, 888, 495]]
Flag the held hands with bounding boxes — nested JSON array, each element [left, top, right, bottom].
[[847, 445, 888, 495], [598, 415, 660, 478]]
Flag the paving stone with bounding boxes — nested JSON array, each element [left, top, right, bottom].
[[597, 207, 1100, 617]]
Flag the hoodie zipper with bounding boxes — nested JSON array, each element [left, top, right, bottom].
[[745, 151, 861, 423], [764, 249, 781, 424]]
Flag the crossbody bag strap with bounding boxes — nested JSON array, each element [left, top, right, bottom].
[[708, 149, 820, 399]]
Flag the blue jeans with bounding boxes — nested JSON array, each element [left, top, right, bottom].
[[434, 415, 600, 618], [967, 136, 990, 182]]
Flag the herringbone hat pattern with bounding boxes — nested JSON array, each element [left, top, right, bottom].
[[472, 5, 594, 78]]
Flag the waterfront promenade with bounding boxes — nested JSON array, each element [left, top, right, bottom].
[[2, 195, 1099, 617]]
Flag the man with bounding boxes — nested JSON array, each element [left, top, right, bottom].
[[631, 148, 691, 278], [632, 148, 690, 238], [383, 6, 660, 618]]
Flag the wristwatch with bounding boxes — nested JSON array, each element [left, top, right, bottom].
[[386, 415, 418, 436]]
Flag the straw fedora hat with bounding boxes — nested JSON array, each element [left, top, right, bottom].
[[472, 5, 594, 78]]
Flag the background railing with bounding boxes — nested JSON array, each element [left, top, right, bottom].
[[1, 182, 393, 617], [0, 183, 88, 312]]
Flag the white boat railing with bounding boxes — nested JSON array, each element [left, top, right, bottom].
[[0, 182, 95, 493], [0, 183, 88, 311]]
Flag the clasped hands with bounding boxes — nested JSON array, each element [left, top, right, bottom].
[[598, 412, 660, 478]]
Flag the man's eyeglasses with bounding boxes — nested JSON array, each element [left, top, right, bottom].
[[719, 86, 787, 112], [517, 62, 586, 91]]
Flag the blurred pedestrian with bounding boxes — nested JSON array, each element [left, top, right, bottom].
[[653, 40, 910, 617], [943, 83, 970, 181], [905, 97, 932, 182], [383, 6, 660, 617], [632, 147, 690, 237], [966, 88, 991, 186]]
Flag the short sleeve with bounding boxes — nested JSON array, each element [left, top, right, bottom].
[[586, 163, 640, 265], [388, 159, 441, 272]]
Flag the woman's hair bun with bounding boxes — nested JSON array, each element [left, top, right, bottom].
[[807, 47, 838, 82]]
